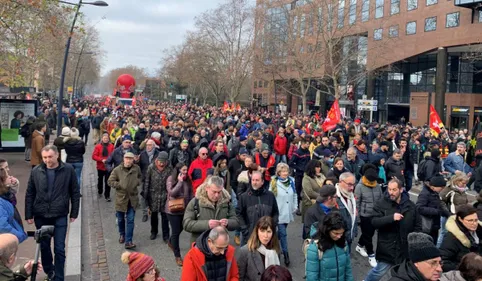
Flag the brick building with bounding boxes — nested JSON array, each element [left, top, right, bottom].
[[253, 0, 482, 129]]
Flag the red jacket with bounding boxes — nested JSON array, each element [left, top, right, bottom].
[[255, 153, 276, 182], [188, 157, 214, 194], [92, 143, 115, 171], [274, 135, 288, 155], [181, 244, 239, 281]]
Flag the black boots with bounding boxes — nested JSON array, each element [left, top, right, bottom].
[[283, 252, 290, 266]]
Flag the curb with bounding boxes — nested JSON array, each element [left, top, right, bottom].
[[65, 187, 83, 280]]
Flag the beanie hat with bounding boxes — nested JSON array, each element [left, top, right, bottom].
[[157, 151, 169, 162], [121, 252, 155, 281], [261, 143, 270, 152], [61, 127, 71, 136], [354, 118, 361, 124], [70, 128, 79, 138], [408, 232, 441, 263], [364, 168, 379, 182], [429, 175, 446, 187]]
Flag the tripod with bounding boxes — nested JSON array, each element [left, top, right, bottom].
[[27, 225, 55, 281]]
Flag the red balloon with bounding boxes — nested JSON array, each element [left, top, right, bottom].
[[116, 74, 136, 98]]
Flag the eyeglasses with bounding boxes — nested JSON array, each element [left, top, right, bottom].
[[424, 260, 443, 268], [464, 219, 479, 224], [341, 180, 355, 187], [201, 153, 208, 156]]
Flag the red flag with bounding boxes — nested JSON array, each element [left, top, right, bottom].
[[104, 96, 111, 106], [132, 97, 136, 106], [236, 104, 241, 111], [315, 112, 320, 121], [429, 105, 445, 137], [223, 101, 229, 112], [322, 99, 341, 132]]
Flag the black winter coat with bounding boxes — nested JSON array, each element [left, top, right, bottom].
[[236, 186, 279, 236], [440, 216, 482, 272], [92, 115, 103, 130], [63, 138, 86, 163], [134, 128, 148, 146], [303, 200, 336, 237], [389, 260, 427, 281], [25, 162, 81, 220], [372, 192, 422, 264], [423, 157, 442, 181], [416, 186, 451, 232], [139, 149, 159, 181], [168, 147, 192, 167], [289, 147, 311, 176], [385, 157, 405, 186]]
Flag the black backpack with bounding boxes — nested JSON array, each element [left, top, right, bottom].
[[417, 159, 428, 181], [20, 124, 30, 138]]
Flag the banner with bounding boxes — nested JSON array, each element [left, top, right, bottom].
[[429, 105, 445, 137], [322, 99, 341, 132]]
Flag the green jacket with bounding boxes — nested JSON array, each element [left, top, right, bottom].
[[182, 182, 239, 242], [0, 263, 28, 281], [108, 163, 142, 212]]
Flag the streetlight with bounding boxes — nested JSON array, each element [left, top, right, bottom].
[[56, 0, 108, 135]]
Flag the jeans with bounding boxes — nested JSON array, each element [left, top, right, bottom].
[[295, 173, 303, 204], [358, 216, 375, 255], [80, 133, 89, 145], [167, 214, 184, 257], [365, 261, 392, 281], [116, 204, 135, 243], [437, 216, 448, 248], [151, 211, 170, 240], [97, 170, 110, 198], [34, 216, 68, 281], [70, 162, 83, 191], [404, 169, 413, 192], [275, 154, 287, 165], [278, 223, 289, 254]]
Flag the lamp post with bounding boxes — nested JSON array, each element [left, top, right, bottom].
[[56, 0, 108, 135]]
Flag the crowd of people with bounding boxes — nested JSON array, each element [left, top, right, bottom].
[[1, 99, 482, 281]]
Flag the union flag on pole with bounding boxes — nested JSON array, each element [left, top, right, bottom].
[[223, 101, 229, 112], [322, 99, 341, 132], [429, 105, 445, 137], [231, 102, 236, 111]]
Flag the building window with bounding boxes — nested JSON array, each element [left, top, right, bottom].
[[375, 0, 384, 18], [406, 21, 416, 34], [349, 0, 357, 24], [292, 15, 298, 38], [425, 16, 437, 31], [300, 13, 306, 38], [328, 4, 333, 31], [258, 81, 263, 88], [391, 0, 400, 15], [374, 28, 383, 40], [338, 0, 345, 28], [254, 81, 257, 88], [446, 12, 460, 28], [362, 0, 370, 21], [408, 0, 417, 10], [317, 7, 323, 31], [426, 0, 437, 6], [264, 81, 269, 88], [389, 25, 399, 37]]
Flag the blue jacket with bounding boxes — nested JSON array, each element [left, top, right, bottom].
[[443, 152, 472, 175], [239, 125, 250, 139], [0, 197, 27, 243], [305, 241, 354, 281]]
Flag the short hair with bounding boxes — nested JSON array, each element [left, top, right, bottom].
[[35, 122, 46, 131], [456, 204, 477, 220], [339, 172, 355, 182], [457, 142, 467, 148], [388, 178, 403, 190], [393, 149, 401, 154], [347, 147, 356, 154], [0, 234, 18, 265], [207, 176, 224, 188], [458, 253, 482, 281], [275, 163, 290, 176], [208, 226, 229, 242], [41, 145, 59, 154], [319, 185, 337, 203], [251, 171, 264, 181]]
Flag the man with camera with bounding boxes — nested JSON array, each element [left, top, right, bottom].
[[0, 233, 43, 281], [25, 145, 81, 281]]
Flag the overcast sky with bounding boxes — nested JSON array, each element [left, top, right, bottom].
[[81, 0, 228, 76]]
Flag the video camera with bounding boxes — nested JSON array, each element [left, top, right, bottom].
[[27, 225, 55, 281]]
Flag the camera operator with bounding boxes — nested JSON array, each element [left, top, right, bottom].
[[25, 145, 81, 281], [0, 233, 43, 281]]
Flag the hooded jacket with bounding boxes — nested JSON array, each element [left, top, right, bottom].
[[423, 156, 442, 181], [180, 229, 239, 281], [389, 260, 427, 281], [355, 177, 383, 217], [440, 216, 482, 272], [183, 182, 239, 242], [372, 192, 422, 265], [188, 157, 214, 194]]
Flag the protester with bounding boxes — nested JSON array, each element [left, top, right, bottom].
[[92, 133, 115, 201], [188, 147, 214, 194], [0, 233, 43, 281], [335, 172, 357, 250], [385, 149, 405, 186], [183, 176, 239, 242], [121, 251, 165, 281], [327, 157, 349, 180], [25, 145, 81, 280], [303, 185, 338, 238], [139, 139, 160, 222], [237, 216, 281, 280], [289, 138, 311, 210], [343, 147, 365, 181], [0, 166, 26, 243], [301, 160, 326, 222], [440, 253, 482, 281], [304, 211, 354, 281], [21, 116, 35, 162], [180, 226, 239, 281], [260, 265, 293, 281], [30, 122, 46, 168], [389, 232, 442, 281], [444, 143, 472, 177], [108, 152, 142, 249], [269, 163, 297, 266], [63, 127, 86, 189], [440, 204, 482, 272]]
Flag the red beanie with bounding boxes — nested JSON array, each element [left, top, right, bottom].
[[354, 118, 361, 124], [121, 252, 154, 281]]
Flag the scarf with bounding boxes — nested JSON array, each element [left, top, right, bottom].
[[361, 176, 377, 188], [338, 186, 355, 215], [102, 142, 110, 157], [257, 245, 280, 269], [315, 175, 324, 188], [147, 149, 155, 163]]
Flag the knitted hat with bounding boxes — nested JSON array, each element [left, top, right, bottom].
[[70, 128, 79, 138], [157, 151, 169, 162], [429, 175, 446, 187], [354, 118, 361, 124], [261, 143, 270, 152], [121, 252, 154, 281], [364, 168, 379, 182], [61, 127, 71, 136], [213, 153, 228, 167], [408, 232, 441, 263]]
